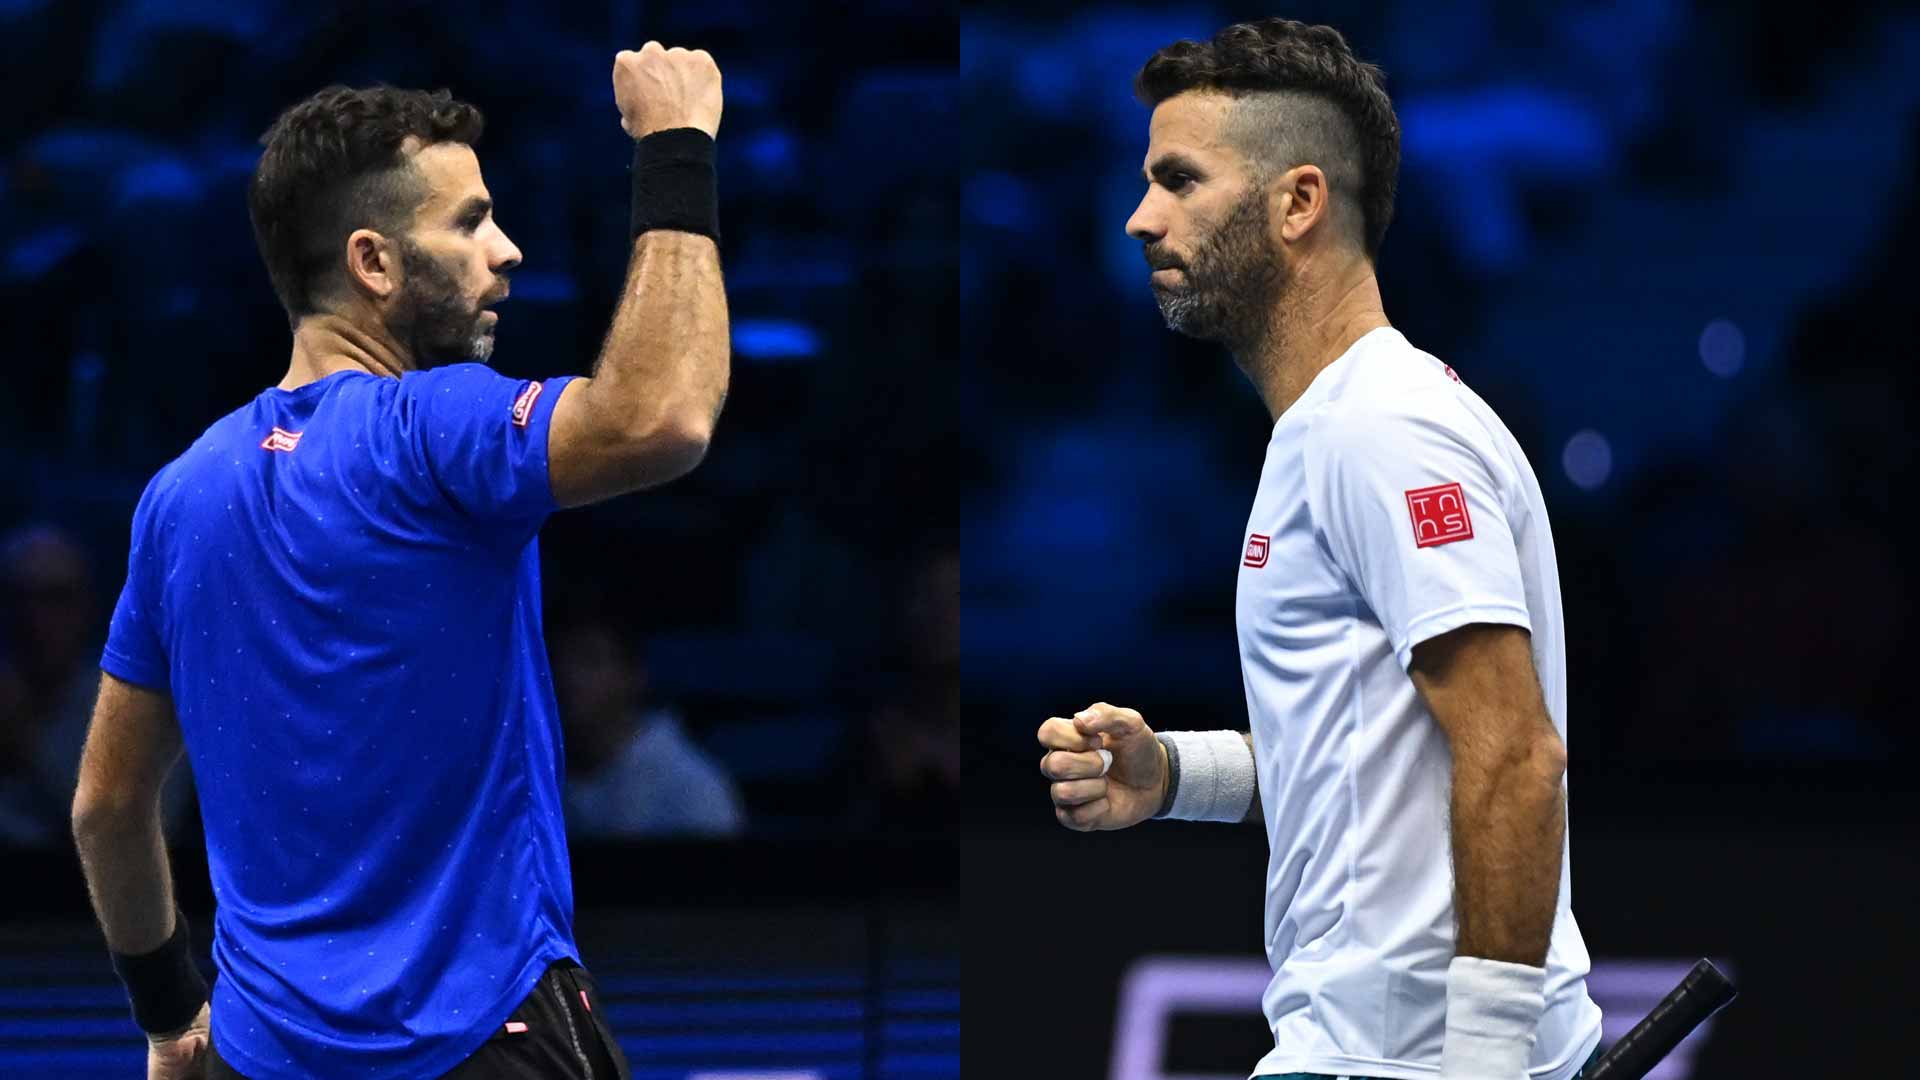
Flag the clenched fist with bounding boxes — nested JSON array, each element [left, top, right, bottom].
[[146, 1000, 210, 1079], [613, 42, 723, 140], [1037, 702, 1168, 832]]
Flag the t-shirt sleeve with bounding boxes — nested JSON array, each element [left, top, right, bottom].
[[101, 477, 171, 692], [395, 364, 578, 536], [1304, 389, 1531, 671]]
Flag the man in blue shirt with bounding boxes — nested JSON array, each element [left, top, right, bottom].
[[70, 42, 729, 1080]]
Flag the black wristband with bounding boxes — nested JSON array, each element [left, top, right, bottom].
[[630, 127, 719, 243], [109, 909, 209, 1035], [1152, 732, 1183, 819]]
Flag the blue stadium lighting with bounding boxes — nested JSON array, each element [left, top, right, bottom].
[[1698, 317, 1745, 378], [1561, 429, 1613, 490], [742, 128, 799, 174], [731, 317, 821, 361], [112, 158, 201, 209], [963, 171, 1036, 229], [501, 270, 578, 303], [4, 224, 82, 279]]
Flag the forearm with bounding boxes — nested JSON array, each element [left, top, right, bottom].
[[589, 229, 730, 438], [1447, 735, 1565, 965], [72, 802, 178, 955]]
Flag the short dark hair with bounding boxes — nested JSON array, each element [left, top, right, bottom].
[[248, 85, 484, 323], [1136, 18, 1400, 260]]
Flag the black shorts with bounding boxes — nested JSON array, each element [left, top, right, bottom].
[[207, 959, 632, 1080]]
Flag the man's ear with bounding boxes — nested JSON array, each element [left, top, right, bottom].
[[344, 229, 399, 301], [1273, 163, 1331, 246]]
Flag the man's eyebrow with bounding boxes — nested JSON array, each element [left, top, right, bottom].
[[1143, 154, 1205, 184], [450, 195, 492, 221]]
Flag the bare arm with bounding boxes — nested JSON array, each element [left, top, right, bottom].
[[71, 673, 186, 955], [547, 229, 729, 507], [1409, 622, 1566, 967], [548, 43, 730, 508]]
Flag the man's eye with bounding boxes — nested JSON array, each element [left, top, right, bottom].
[[1166, 173, 1195, 192]]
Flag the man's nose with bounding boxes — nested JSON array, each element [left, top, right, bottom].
[[1125, 192, 1164, 243], [494, 232, 523, 274]]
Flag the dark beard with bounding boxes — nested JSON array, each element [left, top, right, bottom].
[[389, 238, 494, 367], [1149, 190, 1284, 354]]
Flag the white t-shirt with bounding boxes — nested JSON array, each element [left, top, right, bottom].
[[1237, 327, 1602, 1079]]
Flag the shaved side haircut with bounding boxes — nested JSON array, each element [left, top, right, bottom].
[[1136, 18, 1401, 260]]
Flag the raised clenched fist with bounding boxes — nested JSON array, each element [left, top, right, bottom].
[[612, 42, 723, 140]]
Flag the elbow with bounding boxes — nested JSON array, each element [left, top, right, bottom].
[[71, 785, 140, 839], [650, 414, 714, 481], [1530, 728, 1568, 784], [621, 412, 712, 485]]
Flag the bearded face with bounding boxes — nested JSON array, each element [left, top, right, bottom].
[[1145, 188, 1285, 350], [387, 237, 499, 367]]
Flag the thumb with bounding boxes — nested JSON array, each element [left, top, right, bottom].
[[1073, 702, 1142, 740]]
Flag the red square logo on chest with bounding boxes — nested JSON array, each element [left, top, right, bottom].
[[1405, 482, 1473, 548], [1242, 533, 1271, 568]]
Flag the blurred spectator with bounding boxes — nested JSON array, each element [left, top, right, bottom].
[[857, 548, 959, 829], [0, 523, 189, 845], [551, 617, 746, 839]]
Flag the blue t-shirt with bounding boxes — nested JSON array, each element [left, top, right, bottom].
[[102, 364, 581, 1079]]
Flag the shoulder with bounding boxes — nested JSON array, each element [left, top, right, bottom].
[[393, 363, 553, 427], [396, 362, 524, 401], [132, 405, 249, 524], [1307, 336, 1485, 463]]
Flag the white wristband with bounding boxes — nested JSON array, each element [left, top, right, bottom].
[[1153, 730, 1256, 822], [1440, 955, 1547, 1080]]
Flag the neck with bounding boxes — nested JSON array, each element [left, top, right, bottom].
[[1232, 257, 1390, 423], [280, 313, 415, 390]]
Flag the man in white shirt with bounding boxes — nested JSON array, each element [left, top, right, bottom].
[[552, 618, 746, 838], [1036, 19, 1604, 1080]]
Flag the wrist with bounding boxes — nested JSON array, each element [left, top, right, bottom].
[[1152, 730, 1256, 822], [1153, 739, 1171, 816], [1441, 955, 1546, 1079], [109, 907, 209, 1036], [630, 128, 719, 243]]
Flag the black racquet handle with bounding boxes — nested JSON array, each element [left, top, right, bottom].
[[1583, 958, 1737, 1080]]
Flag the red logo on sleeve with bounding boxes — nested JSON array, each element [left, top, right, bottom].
[[1242, 533, 1271, 568], [1405, 482, 1473, 547], [260, 427, 302, 452], [510, 381, 544, 428]]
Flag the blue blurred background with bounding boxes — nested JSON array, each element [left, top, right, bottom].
[[962, 1, 1919, 1076], [0, 1, 955, 1076]]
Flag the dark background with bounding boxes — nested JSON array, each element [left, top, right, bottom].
[[962, 1, 1919, 1076], [0, 1, 956, 1077]]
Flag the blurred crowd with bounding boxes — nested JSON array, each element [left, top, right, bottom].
[[0, 0, 957, 847], [962, 0, 1920, 784]]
